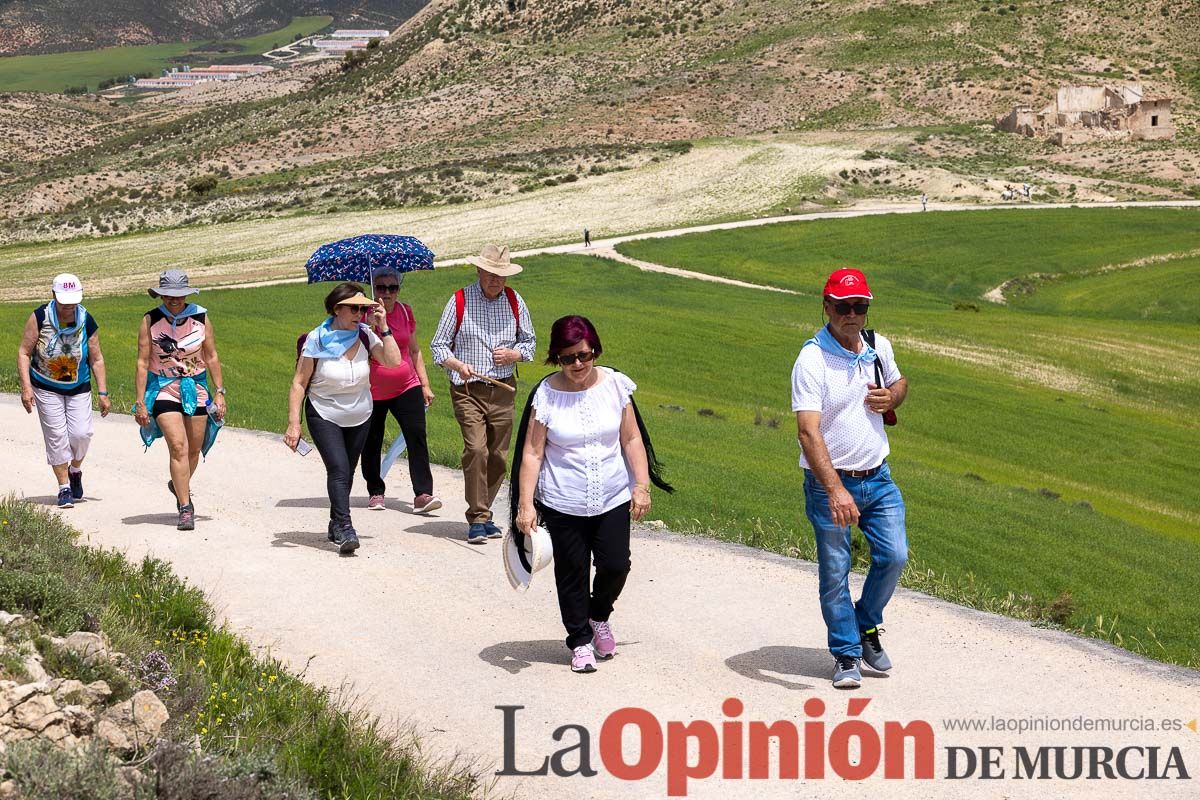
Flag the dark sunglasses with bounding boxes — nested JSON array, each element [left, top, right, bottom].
[[556, 351, 596, 366], [375, 284, 400, 293], [831, 301, 870, 315], [345, 305, 374, 314]]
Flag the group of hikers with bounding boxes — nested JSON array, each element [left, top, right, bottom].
[[17, 249, 908, 686]]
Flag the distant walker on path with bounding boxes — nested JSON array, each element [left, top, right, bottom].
[[583, 228, 592, 247], [791, 267, 909, 689]]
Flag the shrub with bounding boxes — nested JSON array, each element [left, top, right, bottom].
[[186, 175, 219, 195]]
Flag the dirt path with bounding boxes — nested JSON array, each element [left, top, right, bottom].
[[3, 397, 1197, 798]]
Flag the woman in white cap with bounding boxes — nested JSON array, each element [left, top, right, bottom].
[[17, 273, 111, 509], [511, 315, 672, 673], [360, 265, 441, 515], [133, 269, 227, 531], [284, 282, 404, 554]]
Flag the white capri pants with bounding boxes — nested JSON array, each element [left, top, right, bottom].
[[33, 386, 94, 466]]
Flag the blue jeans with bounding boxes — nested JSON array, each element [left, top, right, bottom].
[[804, 463, 908, 658]]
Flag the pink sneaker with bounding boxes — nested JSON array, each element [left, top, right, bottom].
[[571, 644, 597, 674], [367, 494, 386, 511], [412, 494, 442, 514], [590, 619, 616, 659]]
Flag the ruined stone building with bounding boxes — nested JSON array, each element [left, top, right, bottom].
[[996, 84, 1174, 145]]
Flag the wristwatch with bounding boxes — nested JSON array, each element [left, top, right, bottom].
[[379, 329, 394, 337], [215, 387, 227, 395]]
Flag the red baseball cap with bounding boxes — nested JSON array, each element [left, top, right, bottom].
[[823, 268, 873, 300]]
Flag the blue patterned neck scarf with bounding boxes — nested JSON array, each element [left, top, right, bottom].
[[158, 302, 204, 337], [47, 301, 86, 352], [805, 324, 876, 370]]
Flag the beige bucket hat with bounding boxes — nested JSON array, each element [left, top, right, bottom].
[[468, 244, 523, 277]]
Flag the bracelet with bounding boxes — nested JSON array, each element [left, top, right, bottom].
[[379, 329, 393, 337], [97, 391, 109, 396]]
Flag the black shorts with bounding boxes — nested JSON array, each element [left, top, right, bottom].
[[151, 400, 207, 418]]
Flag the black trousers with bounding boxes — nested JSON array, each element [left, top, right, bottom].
[[537, 501, 632, 649], [360, 385, 433, 497], [305, 399, 370, 529]]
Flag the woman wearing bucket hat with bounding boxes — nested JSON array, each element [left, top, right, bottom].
[[133, 269, 227, 531], [17, 273, 111, 509], [359, 265, 441, 515], [284, 282, 404, 554], [510, 315, 672, 673]]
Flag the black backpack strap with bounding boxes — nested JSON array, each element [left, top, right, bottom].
[[862, 329, 884, 387]]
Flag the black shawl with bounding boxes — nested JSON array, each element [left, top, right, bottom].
[[509, 367, 674, 532]]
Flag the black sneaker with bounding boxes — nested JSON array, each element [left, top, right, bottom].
[[327, 519, 337, 542], [860, 627, 893, 672], [177, 503, 195, 531], [338, 527, 360, 555], [833, 655, 862, 689], [69, 469, 84, 500]]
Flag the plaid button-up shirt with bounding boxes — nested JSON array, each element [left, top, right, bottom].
[[429, 282, 536, 386]]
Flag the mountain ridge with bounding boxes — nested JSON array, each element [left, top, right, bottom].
[[0, 0, 427, 55], [0, 0, 1196, 241]]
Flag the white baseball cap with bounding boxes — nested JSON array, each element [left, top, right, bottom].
[[502, 525, 554, 592], [52, 273, 84, 304]]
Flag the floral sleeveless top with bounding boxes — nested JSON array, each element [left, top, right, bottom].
[[146, 306, 208, 404]]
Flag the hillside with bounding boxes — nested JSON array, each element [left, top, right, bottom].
[[0, 0, 1197, 242], [0, 0, 427, 55]]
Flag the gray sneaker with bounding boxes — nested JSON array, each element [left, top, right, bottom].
[[833, 655, 862, 689], [860, 627, 892, 672]]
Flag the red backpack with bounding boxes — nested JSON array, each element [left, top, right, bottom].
[[451, 286, 520, 347]]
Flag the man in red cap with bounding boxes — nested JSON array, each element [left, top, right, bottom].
[[791, 267, 909, 689]]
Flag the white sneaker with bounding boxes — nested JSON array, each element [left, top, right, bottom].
[[571, 644, 597, 674]]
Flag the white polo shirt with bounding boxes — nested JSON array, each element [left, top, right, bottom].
[[790, 333, 902, 471]]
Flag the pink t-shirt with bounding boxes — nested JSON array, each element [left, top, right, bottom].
[[369, 303, 420, 400]]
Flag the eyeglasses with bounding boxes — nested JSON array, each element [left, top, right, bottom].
[[375, 284, 400, 293], [831, 301, 870, 315], [345, 305, 374, 314], [556, 351, 596, 366]]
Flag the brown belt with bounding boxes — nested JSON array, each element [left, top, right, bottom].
[[837, 461, 885, 479]]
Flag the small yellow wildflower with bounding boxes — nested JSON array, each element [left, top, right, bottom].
[[197, 658, 206, 667]]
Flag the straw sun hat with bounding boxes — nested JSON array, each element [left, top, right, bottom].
[[503, 525, 554, 591]]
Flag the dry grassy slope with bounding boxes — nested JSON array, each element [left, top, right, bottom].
[[1, 0, 1197, 234], [0, 0, 421, 55]]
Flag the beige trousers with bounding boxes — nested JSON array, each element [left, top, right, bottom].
[[450, 378, 516, 524]]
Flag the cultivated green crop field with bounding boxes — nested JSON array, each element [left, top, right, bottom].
[[0, 16, 332, 93], [2, 208, 1197, 667]]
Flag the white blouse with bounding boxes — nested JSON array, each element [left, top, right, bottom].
[[307, 329, 382, 427], [532, 367, 637, 517]]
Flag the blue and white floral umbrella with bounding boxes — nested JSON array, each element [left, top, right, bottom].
[[304, 234, 435, 291]]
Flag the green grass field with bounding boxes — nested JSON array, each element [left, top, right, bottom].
[[2, 209, 1198, 667], [0, 16, 332, 93]]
